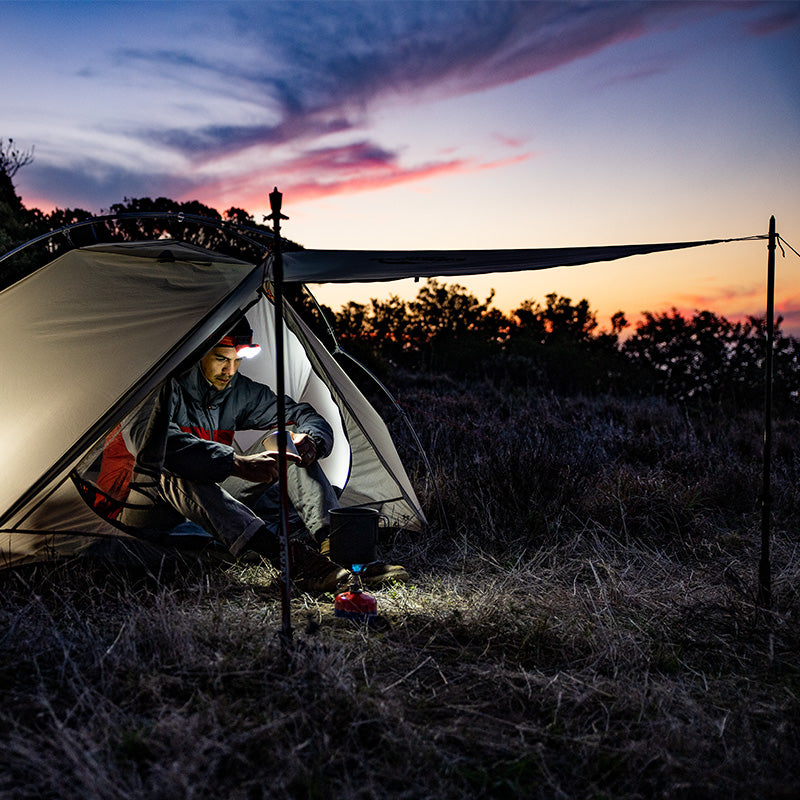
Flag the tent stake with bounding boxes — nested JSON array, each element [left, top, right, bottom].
[[758, 215, 776, 608], [267, 187, 293, 643]]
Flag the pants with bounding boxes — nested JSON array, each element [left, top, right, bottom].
[[119, 456, 339, 557]]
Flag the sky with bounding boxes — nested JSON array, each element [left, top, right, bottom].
[[4, 0, 800, 334]]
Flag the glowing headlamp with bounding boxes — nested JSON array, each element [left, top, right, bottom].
[[218, 333, 262, 359], [235, 343, 262, 359]]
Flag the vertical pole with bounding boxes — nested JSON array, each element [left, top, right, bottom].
[[758, 216, 776, 608], [268, 187, 293, 642]]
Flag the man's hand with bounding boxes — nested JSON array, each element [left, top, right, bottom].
[[290, 432, 318, 467], [231, 451, 301, 484]]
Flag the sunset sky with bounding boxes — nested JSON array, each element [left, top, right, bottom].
[[5, 1, 800, 333]]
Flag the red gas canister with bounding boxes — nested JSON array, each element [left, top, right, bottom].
[[334, 588, 378, 623]]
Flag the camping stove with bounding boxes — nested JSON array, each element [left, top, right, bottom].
[[334, 565, 377, 623]]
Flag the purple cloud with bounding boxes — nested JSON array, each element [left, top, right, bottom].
[[16, 0, 799, 213], [146, 114, 356, 159], [744, 4, 800, 36], [118, 1, 696, 164]]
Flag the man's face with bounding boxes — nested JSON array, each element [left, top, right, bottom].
[[200, 346, 243, 390]]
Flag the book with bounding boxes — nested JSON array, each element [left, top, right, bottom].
[[261, 429, 299, 457]]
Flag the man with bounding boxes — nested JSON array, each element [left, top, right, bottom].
[[117, 317, 407, 592]]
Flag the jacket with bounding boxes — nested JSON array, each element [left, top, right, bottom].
[[98, 364, 334, 500], [159, 363, 334, 483]]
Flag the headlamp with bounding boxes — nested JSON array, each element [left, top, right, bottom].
[[218, 333, 261, 359], [235, 343, 262, 359]]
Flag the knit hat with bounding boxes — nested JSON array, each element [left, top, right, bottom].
[[218, 317, 261, 358]]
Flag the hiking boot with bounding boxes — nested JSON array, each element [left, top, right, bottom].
[[290, 540, 350, 594], [360, 562, 409, 587], [317, 534, 407, 587]]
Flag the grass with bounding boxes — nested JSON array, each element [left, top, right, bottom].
[[1, 377, 798, 799]]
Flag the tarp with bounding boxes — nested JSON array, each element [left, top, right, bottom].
[[281, 239, 745, 283]]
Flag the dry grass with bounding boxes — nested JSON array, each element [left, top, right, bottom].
[[1, 381, 799, 799]]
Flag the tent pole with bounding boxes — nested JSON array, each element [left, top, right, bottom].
[[268, 187, 293, 643], [758, 215, 776, 608]]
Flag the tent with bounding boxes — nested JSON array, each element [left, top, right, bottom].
[[0, 238, 424, 568]]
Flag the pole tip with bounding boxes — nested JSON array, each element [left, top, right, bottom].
[[268, 187, 289, 221]]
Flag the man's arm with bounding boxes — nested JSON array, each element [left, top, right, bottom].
[[161, 422, 237, 482], [231, 450, 301, 483], [237, 376, 335, 460]]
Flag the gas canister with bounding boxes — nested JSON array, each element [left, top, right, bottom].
[[334, 588, 378, 622]]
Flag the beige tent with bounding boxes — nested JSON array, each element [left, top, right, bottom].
[[0, 239, 424, 567]]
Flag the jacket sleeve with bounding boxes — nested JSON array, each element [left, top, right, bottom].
[[284, 396, 335, 458], [237, 379, 335, 459]]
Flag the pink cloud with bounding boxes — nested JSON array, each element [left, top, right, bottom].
[[189, 149, 534, 209], [492, 133, 529, 149], [674, 284, 763, 310], [628, 286, 800, 338]]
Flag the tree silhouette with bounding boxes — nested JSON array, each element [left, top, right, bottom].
[[101, 197, 274, 261], [621, 308, 799, 407], [400, 279, 504, 370], [0, 139, 50, 288], [0, 138, 34, 180], [2, 137, 797, 410]]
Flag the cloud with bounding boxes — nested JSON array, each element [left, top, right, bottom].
[[591, 60, 674, 90], [20, 163, 196, 213], [282, 141, 401, 175], [652, 283, 800, 337], [776, 294, 800, 334], [675, 284, 764, 310], [744, 4, 800, 36], [283, 153, 532, 202], [133, 2, 665, 157], [100, 1, 686, 206], [17, 130, 531, 215], [146, 114, 357, 160], [110, 2, 694, 165], [190, 140, 531, 208], [19, 0, 791, 213], [492, 133, 529, 150]]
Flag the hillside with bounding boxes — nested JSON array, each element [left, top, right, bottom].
[[1, 378, 798, 799]]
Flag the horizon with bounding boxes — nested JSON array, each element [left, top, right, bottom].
[[4, 0, 799, 333]]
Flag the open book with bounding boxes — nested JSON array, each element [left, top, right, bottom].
[[261, 429, 300, 458]]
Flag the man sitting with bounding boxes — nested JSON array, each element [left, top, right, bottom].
[[117, 317, 406, 592]]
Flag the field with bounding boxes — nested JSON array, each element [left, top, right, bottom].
[[1, 374, 799, 799]]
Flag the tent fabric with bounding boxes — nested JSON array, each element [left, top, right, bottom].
[[274, 298, 422, 524], [237, 296, 423, 525], [0, 240, 424, 568], [0, 241, 263, 530], [280, 239, 750, 284]]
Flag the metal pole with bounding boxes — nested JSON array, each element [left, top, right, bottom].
[[267, 187, 293, 642], [758, 215, 776, 608]]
